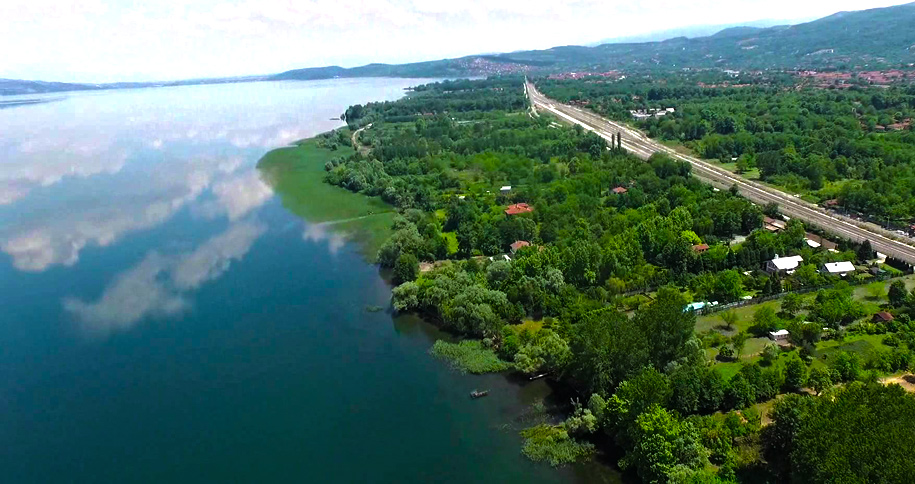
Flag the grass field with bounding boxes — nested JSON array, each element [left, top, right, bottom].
[[257, 139, 395, 261], [699, 276, 915, 375]]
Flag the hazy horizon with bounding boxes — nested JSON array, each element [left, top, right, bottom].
[[2, 0, 911, 83]]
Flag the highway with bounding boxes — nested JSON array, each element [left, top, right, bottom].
[[525, 81, 915, 265]]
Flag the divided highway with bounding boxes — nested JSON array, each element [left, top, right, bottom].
[[525, 81, 915, 265]]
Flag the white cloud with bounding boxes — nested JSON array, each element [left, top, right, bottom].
[[0, 0, 907, 82]]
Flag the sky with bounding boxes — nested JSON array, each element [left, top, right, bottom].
[[1, 0, 910, 83]]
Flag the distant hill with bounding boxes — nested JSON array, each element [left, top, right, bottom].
[[490, 2, 915, 71], [586, 18, 805, 45], [4, 2, 915, 95], [0, 75, 267, 96], [273, 3, 915, 81]]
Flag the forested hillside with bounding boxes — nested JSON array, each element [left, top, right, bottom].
[[298, 77, 915, 482]]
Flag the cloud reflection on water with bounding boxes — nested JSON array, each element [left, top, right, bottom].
[[63, 220, 267, 336]]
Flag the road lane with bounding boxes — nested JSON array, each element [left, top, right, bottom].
[[526, 82, 915, 265]]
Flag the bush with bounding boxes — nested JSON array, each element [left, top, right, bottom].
[[429, 340, 510, 374], [519, 424, 595, 467]]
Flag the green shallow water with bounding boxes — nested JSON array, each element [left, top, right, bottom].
[[0, 79, 621, 483]]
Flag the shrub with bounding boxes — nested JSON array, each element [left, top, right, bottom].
[[519, 424, 595, 467], [429, 340, 509, 374]]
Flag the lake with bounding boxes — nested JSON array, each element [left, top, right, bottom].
[[0, 79, 619, 483]]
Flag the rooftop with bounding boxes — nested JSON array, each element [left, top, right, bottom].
[[504, 203, 533, 216], [823, 261, 856, 274], [510, 240, 531, 252], [769, 255, 804, 271]]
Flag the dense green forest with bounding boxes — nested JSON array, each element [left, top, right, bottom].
[[538, 71, 915, 223], [311, 77, 915, 482]]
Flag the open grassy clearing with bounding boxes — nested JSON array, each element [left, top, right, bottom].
[[257, 138, 395, 260]]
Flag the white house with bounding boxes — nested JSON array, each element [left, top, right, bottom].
[[500, 186, 511, 195], [822, 261, 856, 276], [769, 329, 790, 341], [765, 255, 804, 274]]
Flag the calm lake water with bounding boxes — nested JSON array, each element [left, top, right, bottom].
[[0, 79, 620, 483]]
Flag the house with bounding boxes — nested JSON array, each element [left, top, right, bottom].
[[822, 261, 856, 276], [765, 255, 804, 274], [692, 244, 710, 254], [805, 233, 838, 251], [769, 329, 790, 341], [510, 240, 531, 253], [763, 216, 787, 232], [504, 203, 534, 216], [500, 185, 511, 195], [873, 311, 895, 323], [612, 186, 628, 195]]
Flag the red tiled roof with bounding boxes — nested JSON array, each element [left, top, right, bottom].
[[510, 240, 531, 252], [692, 244, 710, 253], [612, 187, 628, 194], [875, 311, 894, 322], [504, 203, 534, 215]]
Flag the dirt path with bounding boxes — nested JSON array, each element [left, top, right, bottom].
[[882, 374, 915, 392], [351, 123, 373, 155]]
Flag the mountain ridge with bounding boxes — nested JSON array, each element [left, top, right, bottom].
[[4, 2, 915, 96]]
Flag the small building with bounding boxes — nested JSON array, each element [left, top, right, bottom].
[[873, 311, 895, 323], [822, 261, 856, 276], [500, 185, 512, 195], [763, 216, 787, 232], [692, 244, 710, 254], [612, 186, 628, 195], [684, 301, 718, 312], [765, 255, 804, 274], [805, 233, 838, 251], [504, 203, 534, 216], [510, 240, 531, 254], [823, 199, 839, 208], [769, 329, 790, 341]]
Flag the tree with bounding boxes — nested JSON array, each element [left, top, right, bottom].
[[888, 280, 908, 307], [830, 351, 861, 382], [725, 374, 756, 409], [732, 331, 749, 360], [783, 353, 808, 391], [719, 310, 738, 331], [807, 367, 832, 396], [761, 344, 780, 366], [857, 239, 874, 261], [621, 404, 707, 483], [717, 345, 735, 362], [780, 293, 803, 316], [777, 383, 915, 483], [393, 253, 419, 284]]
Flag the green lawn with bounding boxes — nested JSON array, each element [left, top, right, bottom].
[[697, 301, 782, 335], [812, 333, 890, 369], [257, 138, 395, 261]]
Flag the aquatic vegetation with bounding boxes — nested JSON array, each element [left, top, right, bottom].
[[429, 340, 509, 374]]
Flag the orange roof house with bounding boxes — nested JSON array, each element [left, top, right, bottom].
[[692, 244, 710, 253], [510, 240, 531, 253], [612, 186, 628, 194], [505, 203, 534, 216]]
